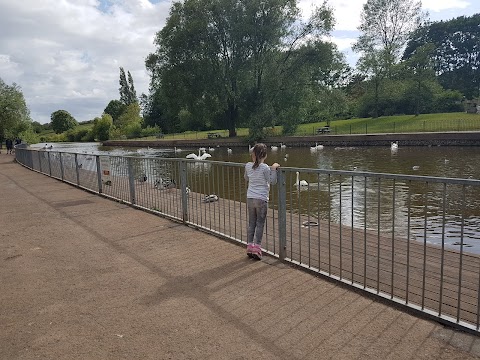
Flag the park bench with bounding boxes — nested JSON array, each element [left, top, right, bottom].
[[207, 132, 222, 139], [316, 126, 331, 134]]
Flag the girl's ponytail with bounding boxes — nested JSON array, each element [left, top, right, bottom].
[[252, 143, 267, 169]]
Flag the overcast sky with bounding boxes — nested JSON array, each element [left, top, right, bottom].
[[0, 0, 478, 124]]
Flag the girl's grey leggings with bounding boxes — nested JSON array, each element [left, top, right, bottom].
[[247, 198, 268, 245]]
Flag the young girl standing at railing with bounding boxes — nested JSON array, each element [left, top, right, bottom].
[[244, 143, 280, 260]]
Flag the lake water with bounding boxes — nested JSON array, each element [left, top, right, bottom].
[[31, 142, 480, 253], [31, 141, 480, 179]]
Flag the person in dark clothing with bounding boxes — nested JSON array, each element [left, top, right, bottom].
[[5, 138, 13, 154]]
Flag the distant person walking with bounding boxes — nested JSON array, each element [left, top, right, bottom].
[[5, 138, 13, 154], [244, 143, 280, 260]]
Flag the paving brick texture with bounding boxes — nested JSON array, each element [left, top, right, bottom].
[[1, 152, 480, 359]]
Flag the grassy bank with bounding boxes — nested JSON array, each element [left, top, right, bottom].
[[39, 112, 480, 142], [144, 112, 480, 141]]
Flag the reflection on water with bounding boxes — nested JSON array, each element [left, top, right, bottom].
[[31, 142, 480, 253]]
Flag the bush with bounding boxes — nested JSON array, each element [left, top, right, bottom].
[[140, 125, 161, 138]]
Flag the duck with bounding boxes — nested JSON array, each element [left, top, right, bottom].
[[154, 178, 176, 190], [136, 173, 147, 183], [203, 194, 219, 203], [294, 171, 309, 187], [186, 149, 212, 160], [391, 141, 398, 151]]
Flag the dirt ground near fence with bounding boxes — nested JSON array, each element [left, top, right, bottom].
[[2, 152, 480, 360]]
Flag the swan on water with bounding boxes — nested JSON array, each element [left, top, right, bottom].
[[391, 141, 398, 151], [186, 149, 212, 160], [295, 171, 309, 187]]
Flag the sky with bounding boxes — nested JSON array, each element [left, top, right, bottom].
[[0, 0, 478, 124]]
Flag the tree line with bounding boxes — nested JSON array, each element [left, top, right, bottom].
[[1, 0, 478, 143]]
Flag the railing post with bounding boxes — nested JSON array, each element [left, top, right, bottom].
[[38, 151, 42, 173], [180, 160, 188, 223], [47, 152, 52, 176], [74, 153, 80, 186], [127, 157, 136, 205], [96, 155, 102, 194], [277, 169, 287, 261], [59, 153, 64, 180]]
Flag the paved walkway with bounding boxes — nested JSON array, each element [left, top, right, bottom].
[[1, 152, 480, 360]]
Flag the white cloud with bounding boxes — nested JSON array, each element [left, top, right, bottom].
[[0, 0, 477, 124]]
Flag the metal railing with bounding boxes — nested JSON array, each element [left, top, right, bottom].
[[15, 147, 480, 334]]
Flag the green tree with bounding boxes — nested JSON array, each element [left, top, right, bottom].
[[146, 0, 337, 138], [353, 0, 426, 118], [116, 102, 143, 130], [119, 67, 137, 105], [50, 110, 78, 134], [403, 43, 436, 115], [404, 13, 480, 99], [0, 78, 31, 142], [104, 99, 127, 125], [92, 113, 113, 141]]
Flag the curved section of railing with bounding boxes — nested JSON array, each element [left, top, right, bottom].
[[14, 146, 480, 334]]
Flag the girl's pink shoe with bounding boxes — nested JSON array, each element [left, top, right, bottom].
[[246, 243, 255, 258], [252, 244, 262, 260]]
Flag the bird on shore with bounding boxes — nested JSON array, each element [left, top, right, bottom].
[[154, 178, 176, 191], [203, 194, 219, 203], [136, 173, 147, 183]]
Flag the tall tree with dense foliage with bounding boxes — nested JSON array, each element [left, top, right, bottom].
[[119, 67, 137, 105], [353, 0, 426, 118], [91, 113, 113, 141], [146, 0, 338, 138], [50, 110, 78, 134], [104, 99, 127, 125], [0, 78, 31, 142], [404, 13, 480, 99]]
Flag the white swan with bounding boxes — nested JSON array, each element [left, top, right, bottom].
[[208, 147, 215, 152], [316, 143, 324, 150], [174, 147, 182, 153], [227, 148, 233, 154], [391, 141, 398, 151], [280, 143, 286, 149], [271, 145, 278, 151], [248, 145, 254, 153], [295, 171, 308, 187], [186, 149, 212, 160], [412, 165, 420, 171], [310, 143, 318, 152]]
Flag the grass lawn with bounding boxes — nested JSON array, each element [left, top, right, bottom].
[[139, 112, 480, 141], [40, 112, 480, 142]]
